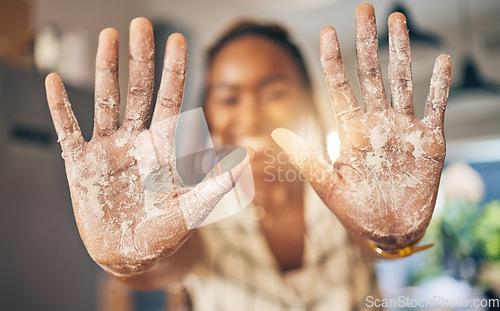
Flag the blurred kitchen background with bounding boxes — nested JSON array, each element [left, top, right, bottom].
[[0, 0, 499, 310]]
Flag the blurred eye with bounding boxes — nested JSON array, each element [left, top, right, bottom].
[[220, 96, 238, 106], [209, 88, 238, 107], [260, 82, 291, 103], [262, 89, 287, 101]]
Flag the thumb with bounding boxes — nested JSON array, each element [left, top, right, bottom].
[[271, 128, 336, 206], [179, 146, 254, 229]]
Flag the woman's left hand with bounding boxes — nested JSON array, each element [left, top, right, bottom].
[[272, 2, 451, 251]]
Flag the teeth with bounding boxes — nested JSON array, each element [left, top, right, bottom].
[[235, 136, 271, 153]]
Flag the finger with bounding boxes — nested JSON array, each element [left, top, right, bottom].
[[424, 54, 451, 130], [271, 128, 335, 205], [45, 73, 86, 159], [355, 2, 388, 112], [150, 33, 187, 149], [320, 26, 361, 122], [123, 17, 155, 131], [151, 33, 187, 125], [388, 12, 415, 115], [94, 28, 120, 137], [179, 147, 254, 229]]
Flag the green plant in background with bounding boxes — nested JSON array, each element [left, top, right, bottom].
[[473, 201, 500, 261], [441, 200, 481, 262], [409, 200, 500, 291]]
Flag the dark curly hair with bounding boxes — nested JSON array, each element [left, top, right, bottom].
[[202, 20, 314, 106]]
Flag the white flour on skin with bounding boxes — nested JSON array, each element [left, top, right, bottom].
[[79, 172, 107, 222], [106, 130, 186, 259], [144, 190, 173, 221], [320, 29, 358, 113], [95, 98, 119, 133], [356, 18, 387, 108], [119, 220, 135, 255], [76, 145, 120, 229], [405, 130, 424, 158], [388, 18, 414, 110], [115, 130, 132, 148], [58, 34, 259, 273], [59, 132, 83, 160], [51, 37, 198, 275], [343, 124, 427, 235], [320, 22, 448, 245], [57, 96, 85, 161], [178, 176, 227, 230], [423, 56, 451, 132]]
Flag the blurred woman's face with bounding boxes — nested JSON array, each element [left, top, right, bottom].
[[204, 35, 313, 177]]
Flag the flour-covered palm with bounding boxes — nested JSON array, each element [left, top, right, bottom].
[[46, 18, 251, 276], [272, 3, 451, 250]]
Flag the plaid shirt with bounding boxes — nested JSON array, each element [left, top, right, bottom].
[[183, 185, 380, 311]]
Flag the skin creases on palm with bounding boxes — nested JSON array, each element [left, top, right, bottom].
[[272, 106, 446, 250], [272, 3, 451, 250], [62, 119, 251, 276], [64, 123, 184, 276], [331, 110, 445, 248]]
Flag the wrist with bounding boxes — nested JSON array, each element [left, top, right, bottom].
[[365, 232, 434, 259]]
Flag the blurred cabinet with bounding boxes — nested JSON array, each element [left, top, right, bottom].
[[0, 63, 96, 311]]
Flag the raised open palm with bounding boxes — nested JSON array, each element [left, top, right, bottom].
[[272, 3, 451, 251], [46, 18, 251, 276]]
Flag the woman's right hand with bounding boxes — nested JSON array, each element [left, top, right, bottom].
[[45, 18, 252, 277]]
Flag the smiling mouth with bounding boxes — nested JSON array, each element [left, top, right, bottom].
[[234, 135, 275, 153]]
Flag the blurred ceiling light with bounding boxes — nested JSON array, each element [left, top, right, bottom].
[[34, 23, 61, 72]]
